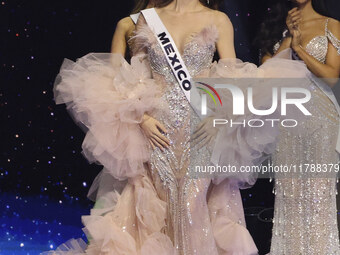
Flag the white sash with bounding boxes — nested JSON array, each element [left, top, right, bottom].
[[141, 8, 202, 116], [130, 13, 140, 25]]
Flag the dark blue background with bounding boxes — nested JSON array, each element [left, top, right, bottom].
[[0, 0, 290, 254]]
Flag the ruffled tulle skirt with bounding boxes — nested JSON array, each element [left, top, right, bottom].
[[42, 53, 260, 255]]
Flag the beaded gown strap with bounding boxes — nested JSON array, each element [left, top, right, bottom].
[[325, 18, 340, 55]]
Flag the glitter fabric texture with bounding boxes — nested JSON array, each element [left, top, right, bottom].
[[274, 19, 340, 63], [269, 18, 340, 255], [139, 23, 252, 255]]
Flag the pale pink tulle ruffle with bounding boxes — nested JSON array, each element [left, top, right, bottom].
[[81, 174, 171, 255], [49, 53, 174, 254], [207, 53, 313, 186], [42, 174, 172, 255], [41, 238, 87, 255], [54, 53, 164, 181], [207, 58, 270, 187], [46, 50, 275, 255], [209, 179, 258, 255]]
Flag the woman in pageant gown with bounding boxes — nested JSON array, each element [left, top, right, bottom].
[[257, 0, 340, 254], [42, 1, 261, 254]]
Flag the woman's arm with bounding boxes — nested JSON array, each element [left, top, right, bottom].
[[291, 20, 340, 85], [111, 17, 133, 55], [215, 11, 236, 59]]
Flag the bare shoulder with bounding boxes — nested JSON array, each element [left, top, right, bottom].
[[208, 10, 233, 31], [328, 18, 340, 37], [117, 16, 134, 30], [210, 10, 233, 28]]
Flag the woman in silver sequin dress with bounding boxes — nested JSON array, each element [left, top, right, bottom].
[[257, 0, 340, 254], [42, 0, 260, 254]]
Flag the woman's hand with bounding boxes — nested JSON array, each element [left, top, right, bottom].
[[291, 29, 302, 50], [286, 7, 301, 35], [191, 116, 218, 149], [140, 113, 170, 151], [286, 7, 302, 50]]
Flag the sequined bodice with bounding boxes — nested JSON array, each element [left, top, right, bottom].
[[143, 25, 217, 132], [147, 26, 216, 79], [274, 19, 340, 63], [304, 35, 329, 63]]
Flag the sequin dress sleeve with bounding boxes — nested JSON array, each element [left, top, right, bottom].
[[326, 19, 340, 55]]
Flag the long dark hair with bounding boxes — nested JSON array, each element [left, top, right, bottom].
[[254, 0, 332, 58], [254, 0, 293, 57], [198, 0, 223, 10], [132, 0, 222, 14], [132, 0, 150, 14]]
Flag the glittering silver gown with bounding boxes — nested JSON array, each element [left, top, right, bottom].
[[133, 20, 257, 254], [269, 18, 340, 254], [44, 15, 258, 255], [140, 21, 219, 254]]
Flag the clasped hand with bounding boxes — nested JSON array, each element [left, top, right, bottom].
[[286, 7, 302, 49]]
